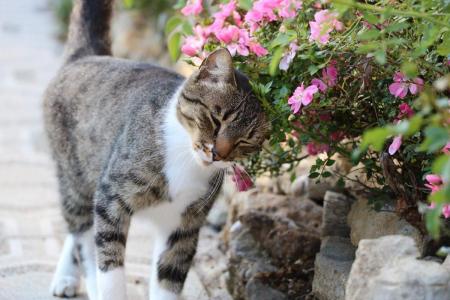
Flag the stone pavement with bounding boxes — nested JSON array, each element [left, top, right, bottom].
[[0, 1, 228, 299]]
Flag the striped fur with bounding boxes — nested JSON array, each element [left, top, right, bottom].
[[44, 0, 268, 299]]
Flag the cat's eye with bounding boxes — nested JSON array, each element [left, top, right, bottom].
[[235, 140, 253, 147]]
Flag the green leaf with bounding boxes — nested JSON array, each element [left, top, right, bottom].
[[309, 172, 320, 179], [238, 0, 253, 10], [269, 46, 285, 76], [181, 21, 194, 35], [432, 155, 450, 182], [165, 16, 183, 36], [123, 0, 134, 9], [336, 177, 345, 188], [326, 159, 336, 166], [322, 171, 332, 178], [361, 127, 391, 151], [357, 29, 381, 41], [405, 115, 423, 136], [419, 126, 449, 153], [173, 0, 186, 9], [401, 61, 418, 78], [362, 12, 378, 25], [308, 65, 320, 75], [436, 32, 450, 56], [332, 0, 353, 14], [384, 22, 410, 33], [356, 42, 379, 54], [167, 32, 182, 61], [374, 49, 386, 64], [425, 204, 442, 240]]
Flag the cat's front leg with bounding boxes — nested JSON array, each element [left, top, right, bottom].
[[149, 226, 201, 300], [94, 181, 132, 300]]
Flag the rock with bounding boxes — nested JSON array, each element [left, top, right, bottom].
[[442, 255, 450, 272], [322, 191, 354, 237], [226, 191, 323, 299], [347, 198, 424, 253], [227, 223, 280, 300], [225, 191, 323, 241], [312, 236, 355, 300], [239, 212, 320, 266], [291, 175, 335, 202], [245, 278, 288, 300], [346, 235, 422, 300], [368, 257, 450, 300]]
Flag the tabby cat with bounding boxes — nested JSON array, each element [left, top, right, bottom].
[[43, 0, 269, 299]]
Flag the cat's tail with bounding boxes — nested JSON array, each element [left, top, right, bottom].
[[64, 0, 114, 63]]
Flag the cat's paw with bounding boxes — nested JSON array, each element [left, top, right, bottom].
[[50, 275, 80, 298]]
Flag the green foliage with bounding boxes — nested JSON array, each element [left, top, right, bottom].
[[169, 0, 450, 237]]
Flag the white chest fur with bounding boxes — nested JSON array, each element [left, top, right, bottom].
[[135, 87, 217, 235]]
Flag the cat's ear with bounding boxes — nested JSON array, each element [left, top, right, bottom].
[[197, 48, 236, 86]]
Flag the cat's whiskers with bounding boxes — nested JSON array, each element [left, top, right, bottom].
[[194, 169, 224, 215]]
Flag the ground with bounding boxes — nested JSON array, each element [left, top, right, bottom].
[[0, 1, 216, 299]]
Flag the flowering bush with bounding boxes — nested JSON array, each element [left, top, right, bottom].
[[167, 0, 450, 237]]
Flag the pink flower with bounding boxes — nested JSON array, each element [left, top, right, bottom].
[[181, 36, 203, 56], [312, 62, 338, 91], [279, 0, 302, 19], [208, 1, 237, 35], [216, 25, 240, 44], [224, 29, 252, 56], [330, 131, 345, 142], [388, 135, 402, 155], [245, 0, 302, 31], [232, 165, 253, 192], [306, 142, 329, 155], [398, 103, 414, 118], [425, 174, 443, 193], [181, 25, 208, 57], [181, 0, 203, 16], [389, 72, 424, 99], [409, 77, 424, 94], [443, 205, 450, 218], [442, 142, 450, 154], [279, 42, 299, 71], [309, 10, 343, 45], [216, 0, 236, 19], [248, 41, 268, 56], [288, 84, 319, 114]]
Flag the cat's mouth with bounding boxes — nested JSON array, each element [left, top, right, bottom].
[[192, 142, 232, 169]]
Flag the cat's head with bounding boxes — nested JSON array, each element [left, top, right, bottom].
[[177, 48, 270, 168]]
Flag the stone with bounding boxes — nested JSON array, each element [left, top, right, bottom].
[[346, 235, 421, 300], [368, 257, 450, 300], [239, 212, 320, 266], [312, 236, 355, 300], [347, 198, 424, 253], [322, 191, 354, 237], [226, 191, 322, 299], [226, 191, 323, 237], [291, 174, 334, 201], [442, 255, 450, 272], [228, 224, 280, 300], [245, 278, 287, 300]]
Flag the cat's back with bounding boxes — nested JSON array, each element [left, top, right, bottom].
[[43, 56, 184, 191]]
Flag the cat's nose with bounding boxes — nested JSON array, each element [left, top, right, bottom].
[[212, 137, 233, 161]]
